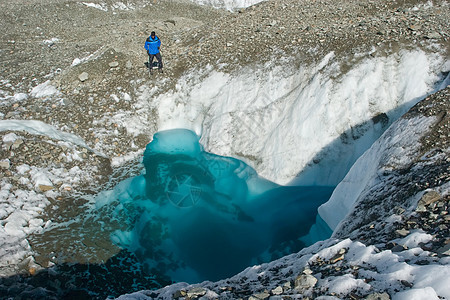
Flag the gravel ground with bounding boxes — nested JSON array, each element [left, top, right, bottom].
[[1, 0, 448, 158]]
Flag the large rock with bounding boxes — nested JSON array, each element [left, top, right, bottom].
[[294, 274, 317, 292], [0, 159, 10, 169], [420, 190, 441, 206], [186, 287, 207, 297]]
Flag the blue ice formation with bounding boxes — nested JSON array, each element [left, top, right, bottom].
[[107, 129, 334, 283]]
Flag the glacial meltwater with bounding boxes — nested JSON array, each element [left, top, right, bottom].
[[98, 129, 334, 283]]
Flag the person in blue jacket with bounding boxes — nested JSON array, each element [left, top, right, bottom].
[[145, 31, 163, 73]]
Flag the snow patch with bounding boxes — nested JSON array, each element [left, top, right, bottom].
[[81, 1, 136, 11], [82, 2, 108, 11], [397, 230, 433, 248], [0, 119, 105, 157], [30, 80, 60, 98]]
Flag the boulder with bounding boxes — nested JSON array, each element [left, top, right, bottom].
[[78, 72, 89, 82], [294, 274, 317, 292]]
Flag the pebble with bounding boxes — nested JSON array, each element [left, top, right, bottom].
[[365, 292, 391, 300], [109, 61, 119, 68], [271, 286, 283, 295], [78, 72, 89, 82], [38, 185, 54, 192], [392, 244, 408, 252], [173, 290, 186, 298], [249, 292, 270, 300], [395, 229, 410, 237]]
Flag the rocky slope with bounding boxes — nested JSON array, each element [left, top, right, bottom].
[[1, 0, 449, 158]]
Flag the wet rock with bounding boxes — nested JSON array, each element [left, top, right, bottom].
[[2, 141, 13, 150], [416, 203, 427, 212], [283, 281, 292, 290], [436, 243, 450, 256], [400, 280, 413, 288], [392, 243, 408, 252]]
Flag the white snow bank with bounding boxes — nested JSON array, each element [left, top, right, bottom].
[[0, 119, 105, 157], [82, 2, 108, 11], [396, 230, 433, 248], [318, 115, 437, 230], [393, 287, 440, 300], [13, 93, 28, 102], [0, 180, 50, 275], [188, 0, 266, 10], [81, 1, 136, 11], [137, 49, 447, 185], [30, 80, 60, 98]]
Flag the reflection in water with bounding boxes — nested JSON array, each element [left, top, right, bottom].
[[100, 129, 334, 283]]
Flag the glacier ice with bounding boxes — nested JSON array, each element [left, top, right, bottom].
[[106, 129, 334, 283]]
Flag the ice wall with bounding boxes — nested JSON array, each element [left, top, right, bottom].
[[318, 113, 439, 231], [133, 50, 448, 188], [98, 129, 333, 283]]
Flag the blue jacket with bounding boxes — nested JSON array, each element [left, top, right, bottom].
[[145, 35, 161, 55]]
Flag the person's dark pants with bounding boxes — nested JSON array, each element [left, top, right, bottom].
[[148, 52, 163, 69]]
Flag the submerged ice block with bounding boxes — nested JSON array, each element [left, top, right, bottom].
[[108, 129, 334, 283]]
